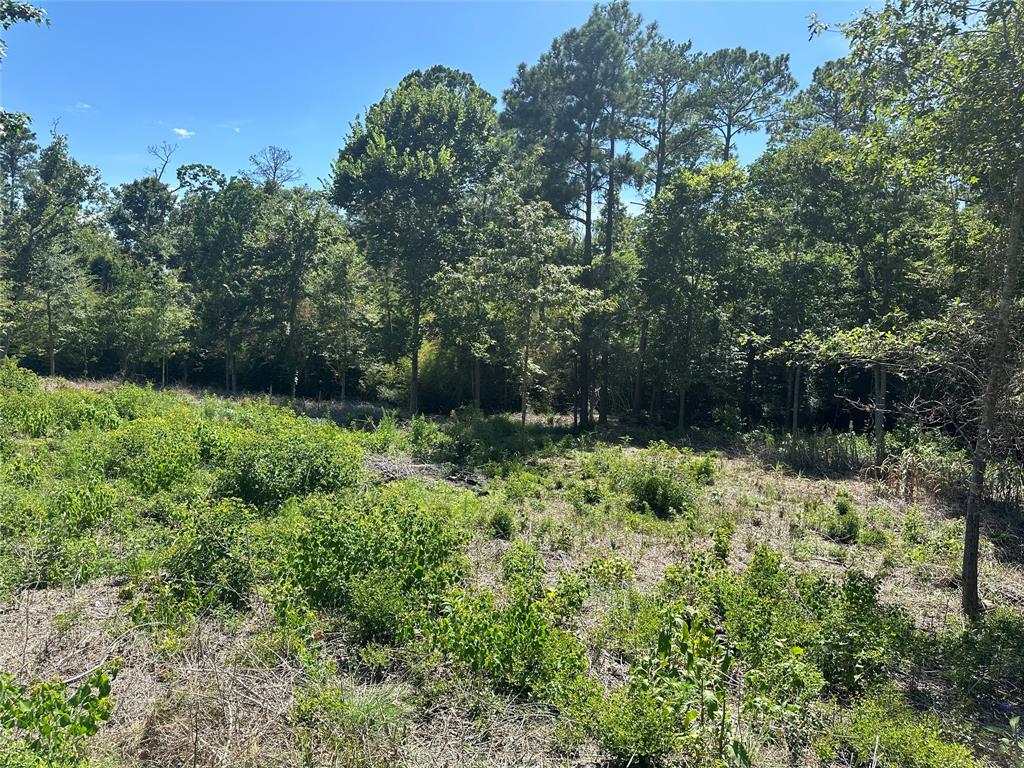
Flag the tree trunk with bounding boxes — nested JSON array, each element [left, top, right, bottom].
[[45, 293, 54, 376], [578, 128, 595, 428], [632, 317, 648, 418], [409, 292, 421, 415], [599, 121, 615, 427], [676, 381, 687, 432], [473, 356, 482, 407], [521, 319, 530, 433], [791, 364, 801, 435], [654, 107, 667, 198], [962, 162, 1024, 619], [873, 363, 887, 466]]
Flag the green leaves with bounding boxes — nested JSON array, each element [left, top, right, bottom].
[[0, 668, 115, 765]]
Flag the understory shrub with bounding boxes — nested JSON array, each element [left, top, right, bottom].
[[437, 407, 566, 466], [288, 482, 471, 641], [594, 611, 750, 767], [105, 413, 202, 494], [748, 429, 871, 475], [582, 442, 716, 520], [165, 498, 258, 606], [838, 688, 977, 768], [220, 421, 363, 507], [0, 669, 114, 767]]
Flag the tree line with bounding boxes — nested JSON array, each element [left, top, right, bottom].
[[1, 0, 1021, 613]]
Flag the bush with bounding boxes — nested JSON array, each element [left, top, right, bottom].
[[824, 490, 861, 543], [939, 607, 1024, 703], [408, 415, 451, 460], [438, 407, 564, 467], [596, 685, 680, 763], [0, 669, 114, 766], [806, 571, 913, 694], [715, 548, 912, 695], [105, 414, 202, 494], [0, 359, 40, 394], [433, 585, 589, 698], [488, 505, 517, 540], [288, 482, 470, 642], [592, 611, 748, 767], [748, 429, 871, 475], [585, 443, 712, 520], [841, 689, 977, 768], [221, 420, 363, 507], [165, 498, 257, 606]]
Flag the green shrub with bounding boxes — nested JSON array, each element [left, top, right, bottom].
[[749, 428, 871, 475], [105, 414, 202, 494], [0, 669, 114, 766], [408, 415, 451, 460], [488, 505, 517, 540], [809, 489, 861, 544], [288, 482, 470, 642], [165, 498, 257, 606], [501, 540, 544, 593], [841, 689, 977, 768], [433, 586, 589, 698], [360, 411, 405, 454], [714, 548, 911, 696], [0, 359, 40, 394], [221, 421, 363, 507], [580, 443, 716, 521], [806, 571, 913, 694], [592, 611, 749, 767], [939, 607, 1024, 702], [438, 407, 564, 467], [596, 685, 681, 763], [824, 508, 861, 543], [104, 383, 179, 421]]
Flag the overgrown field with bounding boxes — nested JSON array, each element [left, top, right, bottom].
[[0, 361, 1022, 768]]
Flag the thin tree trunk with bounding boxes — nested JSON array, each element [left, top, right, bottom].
[[873, 363, 887, 466], [791, 364, 801, 435], [473, 356, 482, 407], [409, 292, 421, 415], [578, 128, 595, 428], [962, 163, 1024, 619], [599, 120, 615, 427], [521, 319, 530, 433], [632, 317, 648, 418], [45, 293, 54, 376]]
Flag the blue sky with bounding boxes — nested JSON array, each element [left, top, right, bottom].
[[3, 1, 863, 189]]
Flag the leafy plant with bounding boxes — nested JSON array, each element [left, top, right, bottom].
[[0, 669, 114, 766]]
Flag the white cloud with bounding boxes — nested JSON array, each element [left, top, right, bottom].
[[173, 127, 195, 139], [233, 127, 241, 133], [74, 102, 92, 111]]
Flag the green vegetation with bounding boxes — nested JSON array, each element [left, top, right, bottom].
[[1, 365, 1017, 766]]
